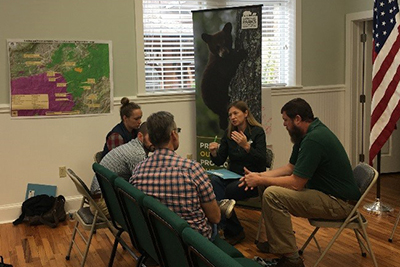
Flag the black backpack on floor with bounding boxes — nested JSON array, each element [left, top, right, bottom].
[[13, 194, 66, 227]]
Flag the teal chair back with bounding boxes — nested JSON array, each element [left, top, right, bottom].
[[114, 177, 159, 265], [92, 163, 139, 265], [182, 227, 260, 267], [92, 163, 128, 231], [143, 195, 191, 267]]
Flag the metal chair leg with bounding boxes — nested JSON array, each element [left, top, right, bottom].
[[66, 219, 80, 260], [354, 229, 367, 257], [255, 215, 263, 244], [313, 225, 347, 267], [359, 218, 378, 267], [389, 210, 400, 242], [81, 212, 100, 267], [108, 229, 123, 267], [299, 227, 319, 255]]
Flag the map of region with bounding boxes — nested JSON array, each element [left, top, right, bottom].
[[8, 39, 113, 117]]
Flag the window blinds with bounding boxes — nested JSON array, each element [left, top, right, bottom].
[[142, 0, 294, 93]]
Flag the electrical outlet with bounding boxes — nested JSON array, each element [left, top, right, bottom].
[[59, 166, 67, 178]]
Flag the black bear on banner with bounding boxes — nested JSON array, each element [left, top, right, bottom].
[[201, 22, 246, 130]]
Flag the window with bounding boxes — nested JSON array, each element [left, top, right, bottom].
[[142, 0, 296, 93]]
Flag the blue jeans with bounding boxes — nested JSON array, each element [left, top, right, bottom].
[[210, 175, 258, 237]]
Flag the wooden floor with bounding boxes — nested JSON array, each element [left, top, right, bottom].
[[1, 173, 400, 267]]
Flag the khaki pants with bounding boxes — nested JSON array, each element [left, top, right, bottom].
[[262, 186, 354, 254], [89, 198, 110, 219]]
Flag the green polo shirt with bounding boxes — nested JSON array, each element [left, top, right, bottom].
[[289, 118, 361, 201]]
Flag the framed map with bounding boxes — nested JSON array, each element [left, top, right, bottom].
[[8, 39, 113, 117]]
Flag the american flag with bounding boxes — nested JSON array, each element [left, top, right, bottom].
[[370, 0, 400, 164]]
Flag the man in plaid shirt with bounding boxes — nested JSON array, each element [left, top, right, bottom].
[[130, 111, 220, 239]]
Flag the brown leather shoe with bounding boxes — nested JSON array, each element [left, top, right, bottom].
[[225, 231, 245, 245]]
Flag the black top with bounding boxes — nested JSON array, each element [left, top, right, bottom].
[[210, 125, 267, 175]]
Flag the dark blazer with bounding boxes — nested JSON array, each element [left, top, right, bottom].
[[211, 125, 267, 175]]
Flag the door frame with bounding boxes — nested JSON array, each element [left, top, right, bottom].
[[345, 10, 372, 166]]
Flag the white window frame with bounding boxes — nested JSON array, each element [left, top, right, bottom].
[[134, 0, 302, 97]]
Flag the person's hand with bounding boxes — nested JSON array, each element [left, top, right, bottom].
[[231, 131, 249, 149], [238, 167, 258, 191], [244, 172, 260, 188], [209, 142, 219, 157]]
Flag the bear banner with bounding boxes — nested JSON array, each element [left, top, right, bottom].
[[192, 5, 262, 169]]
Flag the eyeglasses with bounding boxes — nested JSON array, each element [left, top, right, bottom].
[[174, 127, 181, 133]]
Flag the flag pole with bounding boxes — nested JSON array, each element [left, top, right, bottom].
[[363, 150, 393, 214]]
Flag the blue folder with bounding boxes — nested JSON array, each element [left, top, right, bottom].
[[25, 183, 57, 199], [207, 169, 242, 179]]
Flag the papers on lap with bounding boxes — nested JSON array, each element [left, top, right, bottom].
[[207, 169, 242, 179]]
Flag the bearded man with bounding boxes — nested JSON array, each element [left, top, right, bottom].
[[239, 98, 360, 267]]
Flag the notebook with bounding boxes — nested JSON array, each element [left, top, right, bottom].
[[25, 183, 57, 200]]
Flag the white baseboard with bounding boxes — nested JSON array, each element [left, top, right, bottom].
[[0, 195, 83, 224]]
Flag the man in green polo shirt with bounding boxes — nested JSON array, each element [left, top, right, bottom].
[[239, 98, 360, 267]]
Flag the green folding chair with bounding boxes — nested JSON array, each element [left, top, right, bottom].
[[182, 227, 261, 267], [142, 195, 191, 267], [114, 177, 160, 267], [92, 163, 138, 266], [142, 195, 244, 267]]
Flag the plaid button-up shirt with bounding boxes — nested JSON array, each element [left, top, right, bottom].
[[130, 148, 215, 238]]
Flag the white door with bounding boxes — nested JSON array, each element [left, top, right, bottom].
[[360, 20, 400, 173]]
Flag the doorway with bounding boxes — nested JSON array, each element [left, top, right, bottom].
[[351, 18, 400, 173]]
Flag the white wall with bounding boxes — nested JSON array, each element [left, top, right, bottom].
[[268, 85, 347, 169], [0, 96, 196, 223]]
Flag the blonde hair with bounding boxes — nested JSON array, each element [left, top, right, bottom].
[[227, 101, 263, 138]]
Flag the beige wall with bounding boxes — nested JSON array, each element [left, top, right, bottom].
[[300, 0, 373, 86], [345, 0, 373, 14], [0, 97, 196, 223], [301, 0, 346, 86], [0, 0, 139, 104]]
